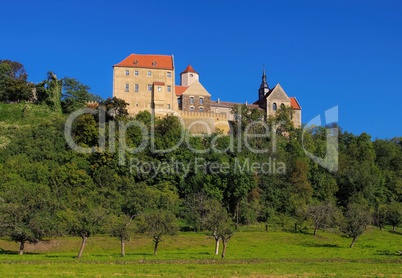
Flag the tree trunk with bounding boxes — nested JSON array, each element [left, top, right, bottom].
[[221, 239, 227, 258], [121, 237, 125, 257], [236, 202, 239, 230], [77, 235, 87, 258], [265, 223, 268, 232], [18, 240, 25, 255], [313, 225, 318, 235], [214, 237, 220, 255], [393, 225, 396, 232], [349, 236, 357, 248], [153, 239, 159, 256]]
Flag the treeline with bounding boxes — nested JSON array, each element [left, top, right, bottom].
[[0, 59, 401, 258]]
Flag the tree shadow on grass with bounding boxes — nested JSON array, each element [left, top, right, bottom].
[[0, 248, 41, 255], [376, 250, 402, 257], [388, 230, 402, 236], [302, 243, 340, 248]]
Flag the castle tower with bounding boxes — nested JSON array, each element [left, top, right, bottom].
[[180, 64, 199, 86], [258, 66, 270, 102]]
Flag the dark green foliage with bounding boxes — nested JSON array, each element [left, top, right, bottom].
[[61, 77, 102, 113], [0, 60, 34, 103]]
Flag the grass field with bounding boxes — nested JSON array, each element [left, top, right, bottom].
[[0, 225, 401, 277]]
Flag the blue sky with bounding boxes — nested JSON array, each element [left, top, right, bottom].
[[2, 0, 402, 139]]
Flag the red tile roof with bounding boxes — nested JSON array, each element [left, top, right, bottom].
[[153, 81, 165, 86], [175, 85, 188, 96], [114, 54, 173, 70], [181, 64, 198, 74], [290, 97, 301, 110]]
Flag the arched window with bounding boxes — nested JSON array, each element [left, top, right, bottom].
[[281, 103, 285, 110], [273, 103, 277, 111]]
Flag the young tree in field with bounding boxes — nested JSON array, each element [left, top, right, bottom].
[[0, 179, 56, 255], [136, 209, 178, 255], [107, 214, 134, 257], [217, 220, 235, 259], [204, 199, 235, 257], [386, 202, 402, 231], [307, 201, 338, 235], [340, 203, 371, 248], [59, 206, 107, 258]]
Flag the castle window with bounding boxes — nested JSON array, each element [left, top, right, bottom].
[[177, 98, 181, 104], [134, 70, 139, 76], [125, 84, 129, 92], [167, 104, 171, 109], [199, 107, 204, 112], [199, 97, 204, 105], [167, 72, 171, 78], [281, 103, 285, 110], [147, 71, 151, 76], [190, 73, 193, 77], [147, 84, 152, 92], [167, 85, 171, 92], [190, 106, 194, 111], [273, 103, 277, 111], [125, 70, 129, 76], [135, 84, 139, 92], [190, 97, 194, 104]]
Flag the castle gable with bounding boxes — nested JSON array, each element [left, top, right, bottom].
[[181, 80, 211, 97], [266, 83, 290, 102]]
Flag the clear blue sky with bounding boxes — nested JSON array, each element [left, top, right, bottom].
[[2, 0, 402, 139]]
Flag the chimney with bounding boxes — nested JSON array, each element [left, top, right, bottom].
[[245, 100, 248, 105], [217, 98, 220, 103]]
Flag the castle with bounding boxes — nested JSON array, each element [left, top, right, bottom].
[[113, 54, 301, 133]]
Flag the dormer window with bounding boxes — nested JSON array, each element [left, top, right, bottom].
[[134, 59, 138, 65], [152, 61, 157, 67]]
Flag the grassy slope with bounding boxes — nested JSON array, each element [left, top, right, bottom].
[[0, 226, 401, 277], [0, 103, 64, 148]]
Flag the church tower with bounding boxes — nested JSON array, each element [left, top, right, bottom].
[[180, 64, 199, 86], [258, 66, 270, 102]]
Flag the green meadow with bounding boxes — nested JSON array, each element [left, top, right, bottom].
[[1, 226, 401, 277]]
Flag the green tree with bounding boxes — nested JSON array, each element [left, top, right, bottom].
[[58, 206, 107, 258], [136, 209, 178, 255], [0, 60, 34, 103], [61, 77, 101, 113], [0, 178, 56, 255], [386, 202, 402, 231], [35, 72, 62, 112], [340, 203, 371, 248], [107, 214, 134, 256], [204, 199, 235, 257]]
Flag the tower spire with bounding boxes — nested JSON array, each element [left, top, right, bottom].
[[258, 65, 270, 101]]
